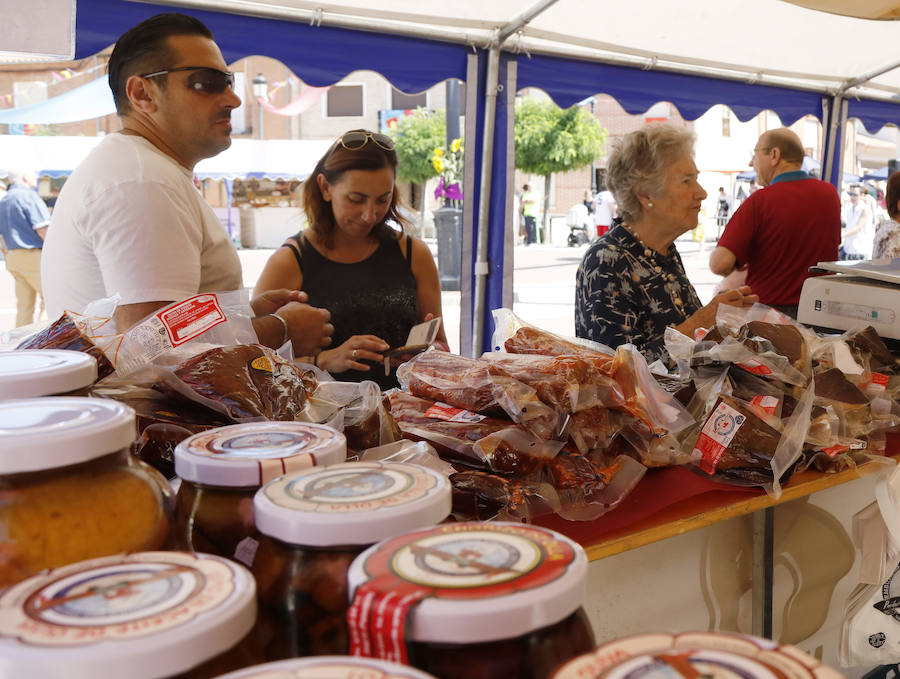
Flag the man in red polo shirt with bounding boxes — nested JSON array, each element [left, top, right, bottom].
[[709, 128, 840, 318]]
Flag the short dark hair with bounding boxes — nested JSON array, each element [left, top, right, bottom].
[[302, 129, 407, 249], [108, 13, 214, 115], [887, 172, 900, 220]]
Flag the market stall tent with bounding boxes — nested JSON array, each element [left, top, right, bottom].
[[59, 0, 900, 354]]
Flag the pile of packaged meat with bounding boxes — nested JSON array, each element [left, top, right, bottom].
[[13, 293, 900, 526]]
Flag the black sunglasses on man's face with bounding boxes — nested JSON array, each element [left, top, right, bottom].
[[140, 66, 235, 95]]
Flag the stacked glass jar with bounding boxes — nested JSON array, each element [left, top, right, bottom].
[[250, 460, 452, 659]]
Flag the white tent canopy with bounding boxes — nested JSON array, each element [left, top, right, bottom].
[[159, 0, 900, 99]]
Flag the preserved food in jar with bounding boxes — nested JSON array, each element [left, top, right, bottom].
[[0, 349, 97, 398], [0, 551, 263, 679], [551, 632, 843, 679], [0, 397, 171, 588], [174, 422, 346, 564], [347, 521, 595, 679], [252, 461, 451, 660], [214, 655, 438, 678]]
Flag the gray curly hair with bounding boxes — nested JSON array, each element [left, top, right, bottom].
[[606, 124, 696, 224]]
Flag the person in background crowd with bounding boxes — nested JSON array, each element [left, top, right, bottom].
[[709, 128, 840, 318], [575, 124, 757, 364], [592, 188, 615, 238], [0, 170, 50, 326], [520, 183, 537, 245], [873, 171, 900, 260], [840, 184, 874, 260], [583, 189, 594, 214], [40, 13, 332, 356], [253, 129, 447, 390], [715, 186, 731, 235]]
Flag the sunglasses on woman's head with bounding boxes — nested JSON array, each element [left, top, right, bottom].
[[337, 131, 395, 151], [140, 66, 235, 94]]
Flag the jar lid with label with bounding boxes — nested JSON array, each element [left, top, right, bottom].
[[0, 349, 97, 398], [0, 396, 135, 473], [175, 422, 347, 487], [214, 655, 438, 678], [346, 521, 587, 647], [550, 632, 844, 679], [0, 551, 257, 679], [254, 461, 452, 546]]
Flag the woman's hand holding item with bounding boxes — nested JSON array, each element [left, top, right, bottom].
[[316, 334, 389, 373], [675, 285, 759, 338]]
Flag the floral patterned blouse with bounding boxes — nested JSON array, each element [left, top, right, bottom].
[[873, 219, 900, 259], [575, 223, 702, 363]]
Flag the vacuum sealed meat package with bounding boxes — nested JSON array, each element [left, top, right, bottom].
[[846, 326, 898, 374], [449, 470, 559, 521], [386, 389, 561, 469], [17, 311, 116, 380], [814, 368, 872, 438], [162, 344, 316, 421], [302, 380, 401, 451], [397, 349, 560, 439]]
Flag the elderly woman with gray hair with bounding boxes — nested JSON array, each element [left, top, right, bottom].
[[575, 124, 757, 363]]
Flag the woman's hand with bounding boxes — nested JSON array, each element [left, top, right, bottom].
[[675, 285, 759, 338], [316, 335, 389, 374], [251, 289, 307, 316]]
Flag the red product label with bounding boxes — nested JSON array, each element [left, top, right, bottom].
[[821, 444, 849, 458], [346, 523, 575, 664], [737, 359, 773, 376], [694, 327, 709, 341], [693, 402, 746, 474], [425, 402, 486, 423], [872, 373, 889, 387], [156, 294, 227, 347], [749, 395, 780, 416]]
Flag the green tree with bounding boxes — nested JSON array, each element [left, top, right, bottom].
[[515, 97, 607, 241], [390, 108, 446, 229]]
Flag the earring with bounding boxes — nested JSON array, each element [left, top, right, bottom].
[[647, 202, 654, 208]]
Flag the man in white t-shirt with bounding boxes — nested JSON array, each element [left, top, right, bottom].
[[42, 13, 332, 355], [592, 189, 616, 238]]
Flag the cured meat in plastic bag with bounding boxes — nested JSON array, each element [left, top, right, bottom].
[[386, 389, 561, 469], [17, 311, 117, 380], [163, 344, 317, 421], [397, 349, 560, 439], [449, 471, 560, 521]]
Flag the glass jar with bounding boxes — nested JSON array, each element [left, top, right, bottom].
[[0, 397, 171, 588], [347, 521, 596, 679], [550, 632, 844, 679], [252, 461, 452, 660], [0, 349, 97, 397], [174, 422, 346, 565], [213, 656, 438, 678], [0, 551, 264, 679]]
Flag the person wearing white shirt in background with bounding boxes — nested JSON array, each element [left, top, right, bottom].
[[592, 189, 616, 238], [841, 185, 874, 260]]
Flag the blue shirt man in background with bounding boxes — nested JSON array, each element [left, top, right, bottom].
[[0, 170, 50, 326]]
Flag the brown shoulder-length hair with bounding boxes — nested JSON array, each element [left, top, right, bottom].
[[302, 129, 410, 248]]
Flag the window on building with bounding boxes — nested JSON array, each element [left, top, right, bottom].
[[326, 84, 364, 117], [391, 87, 427, 110], [721, 106, 731, 137]]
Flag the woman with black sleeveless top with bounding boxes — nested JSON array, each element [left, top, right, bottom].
[[253, 129, 447, 390]]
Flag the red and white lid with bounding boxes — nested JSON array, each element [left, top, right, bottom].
[[213, 655, 438, 678], [0, 349, 97, 398], [175, 421, 347, 487], [346, 521, 587, 644], [0, 397, 135, 473], [550, 632, 844, 679], [254, 461, 451, 546], [0, 551, 257, 679]]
